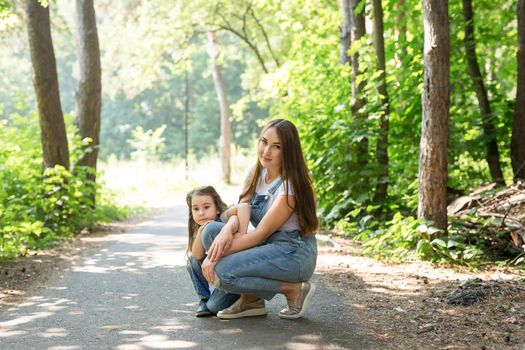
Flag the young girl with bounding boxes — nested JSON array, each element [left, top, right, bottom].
[[185, 185, 250, 317]]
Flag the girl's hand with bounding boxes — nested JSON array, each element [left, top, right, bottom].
[[207, 225, 233, 262], [202, 257, 217, 284], [197, 220, 212, 235]]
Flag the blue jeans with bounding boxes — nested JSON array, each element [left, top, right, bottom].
[[201, 221, 317, 300], [186, 255, 239, 314]]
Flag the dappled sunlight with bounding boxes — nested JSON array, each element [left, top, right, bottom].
[[0, 329, 27, 337], [39, 328, 69, 338], [218, 327, 242, 335], [138, 221, 187, 229], [284, 342, 325, 350], [139, 334, 198, 349], [169, 308, 193, 315], [151, 318, 192, 332], [0, 311, 53, 327]]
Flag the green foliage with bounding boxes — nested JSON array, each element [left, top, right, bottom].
[[128, 125, 167, 161], [0, 114, 131, 259], [0, 0, 10, 13], [339, 210, 523, 268], [256, 0, 424, 225]]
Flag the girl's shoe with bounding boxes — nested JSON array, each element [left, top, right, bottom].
[[279, 281, 316, 319], [196, 299, 213, 317]]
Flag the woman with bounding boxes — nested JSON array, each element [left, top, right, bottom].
[[201, 119, 319, 319]]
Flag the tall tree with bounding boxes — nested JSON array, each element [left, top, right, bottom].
[[394, 0, 407, 64], [512, 0, 525, 181], [350, 0, 369, 194], [74, 0, 102, 201], [418, 0, 450, 231], [339, 0, 351, 65], [25, 0, 70, 170], [462, 0, 504, 184], [207, 30, 232, 184], [372, 0, 390, 203]]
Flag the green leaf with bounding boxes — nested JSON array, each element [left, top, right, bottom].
[[431, 238, 447, 248]]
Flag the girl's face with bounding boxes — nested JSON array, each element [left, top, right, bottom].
[[258, 127, 282, 172], [191, 194, 220, 225]]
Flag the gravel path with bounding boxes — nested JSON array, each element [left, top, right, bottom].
[[0, 206, 375, 349]]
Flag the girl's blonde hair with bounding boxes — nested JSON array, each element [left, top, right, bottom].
[[240, 119, 319, 236], [186, 186, 227, 254]]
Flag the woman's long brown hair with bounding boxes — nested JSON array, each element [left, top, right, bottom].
[[240, 119, 319, 236], [186, 186, 227, 254]]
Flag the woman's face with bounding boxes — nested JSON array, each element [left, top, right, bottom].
[[191, 194, 220, 226], [258, 127, 282, 171]]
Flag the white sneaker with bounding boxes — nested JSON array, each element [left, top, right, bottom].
[[279, 282, 316, 319]]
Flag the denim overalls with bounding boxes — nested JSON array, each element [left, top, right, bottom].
[[200, 177, 318, 301]]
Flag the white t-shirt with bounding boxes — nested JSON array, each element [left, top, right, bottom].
[[252, 167, 299, 232]]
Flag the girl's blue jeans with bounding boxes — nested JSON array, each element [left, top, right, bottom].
[[186, 255, 239, 314]]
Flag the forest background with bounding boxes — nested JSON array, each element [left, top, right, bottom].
[[0, 0, 524, 269]]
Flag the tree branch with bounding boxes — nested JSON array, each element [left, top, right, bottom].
[[250, 7, 280, 67], [215, 7, 269, 73]]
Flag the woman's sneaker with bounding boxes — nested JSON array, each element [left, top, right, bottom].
[[217, 297, 266, 319], [279, 281, 316, 319]]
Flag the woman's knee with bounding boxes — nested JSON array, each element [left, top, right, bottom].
[[201, 221, 224, 250], [214, 257, 243, 289]]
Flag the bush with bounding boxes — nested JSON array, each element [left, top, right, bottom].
[[0, 114, 131, 259]]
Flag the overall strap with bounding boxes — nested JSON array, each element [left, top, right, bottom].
[[268, 178, 284, 195]]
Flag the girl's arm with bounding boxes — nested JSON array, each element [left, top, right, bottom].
[[226, 195, 295, 254], [206, 215, 239, 261], [191, 226, 206, 260]]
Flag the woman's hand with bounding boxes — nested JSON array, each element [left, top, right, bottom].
[[207, 224, 234, 262], [202, 257, 217, 284]]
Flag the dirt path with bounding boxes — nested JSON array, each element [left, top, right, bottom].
[[316, 235, 525, 350], [1, 212, 524, 349]]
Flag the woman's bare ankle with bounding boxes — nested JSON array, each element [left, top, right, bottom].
[[280, 282, 301, 301], [240, 294, 259, 303]]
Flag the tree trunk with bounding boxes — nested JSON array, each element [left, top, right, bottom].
[[184, 69, 190, 181], [512, 0, 525, 181], [339, 0, 351, 65], [207, 31, 232, 184], [74, 0, 101, 204], [462, 0, 504, 185], [418, 0, 450, 231], [350, 0, 369, 193], [25, 0, 70, 170], [394, 0, 407, 63], [372, 0, 390, 203]]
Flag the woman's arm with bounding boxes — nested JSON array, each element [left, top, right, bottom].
[[224, 202, 251, 235], [235, 202, 250, 235], [226, 195, 295, 254], [206, 215, 239, 261]]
